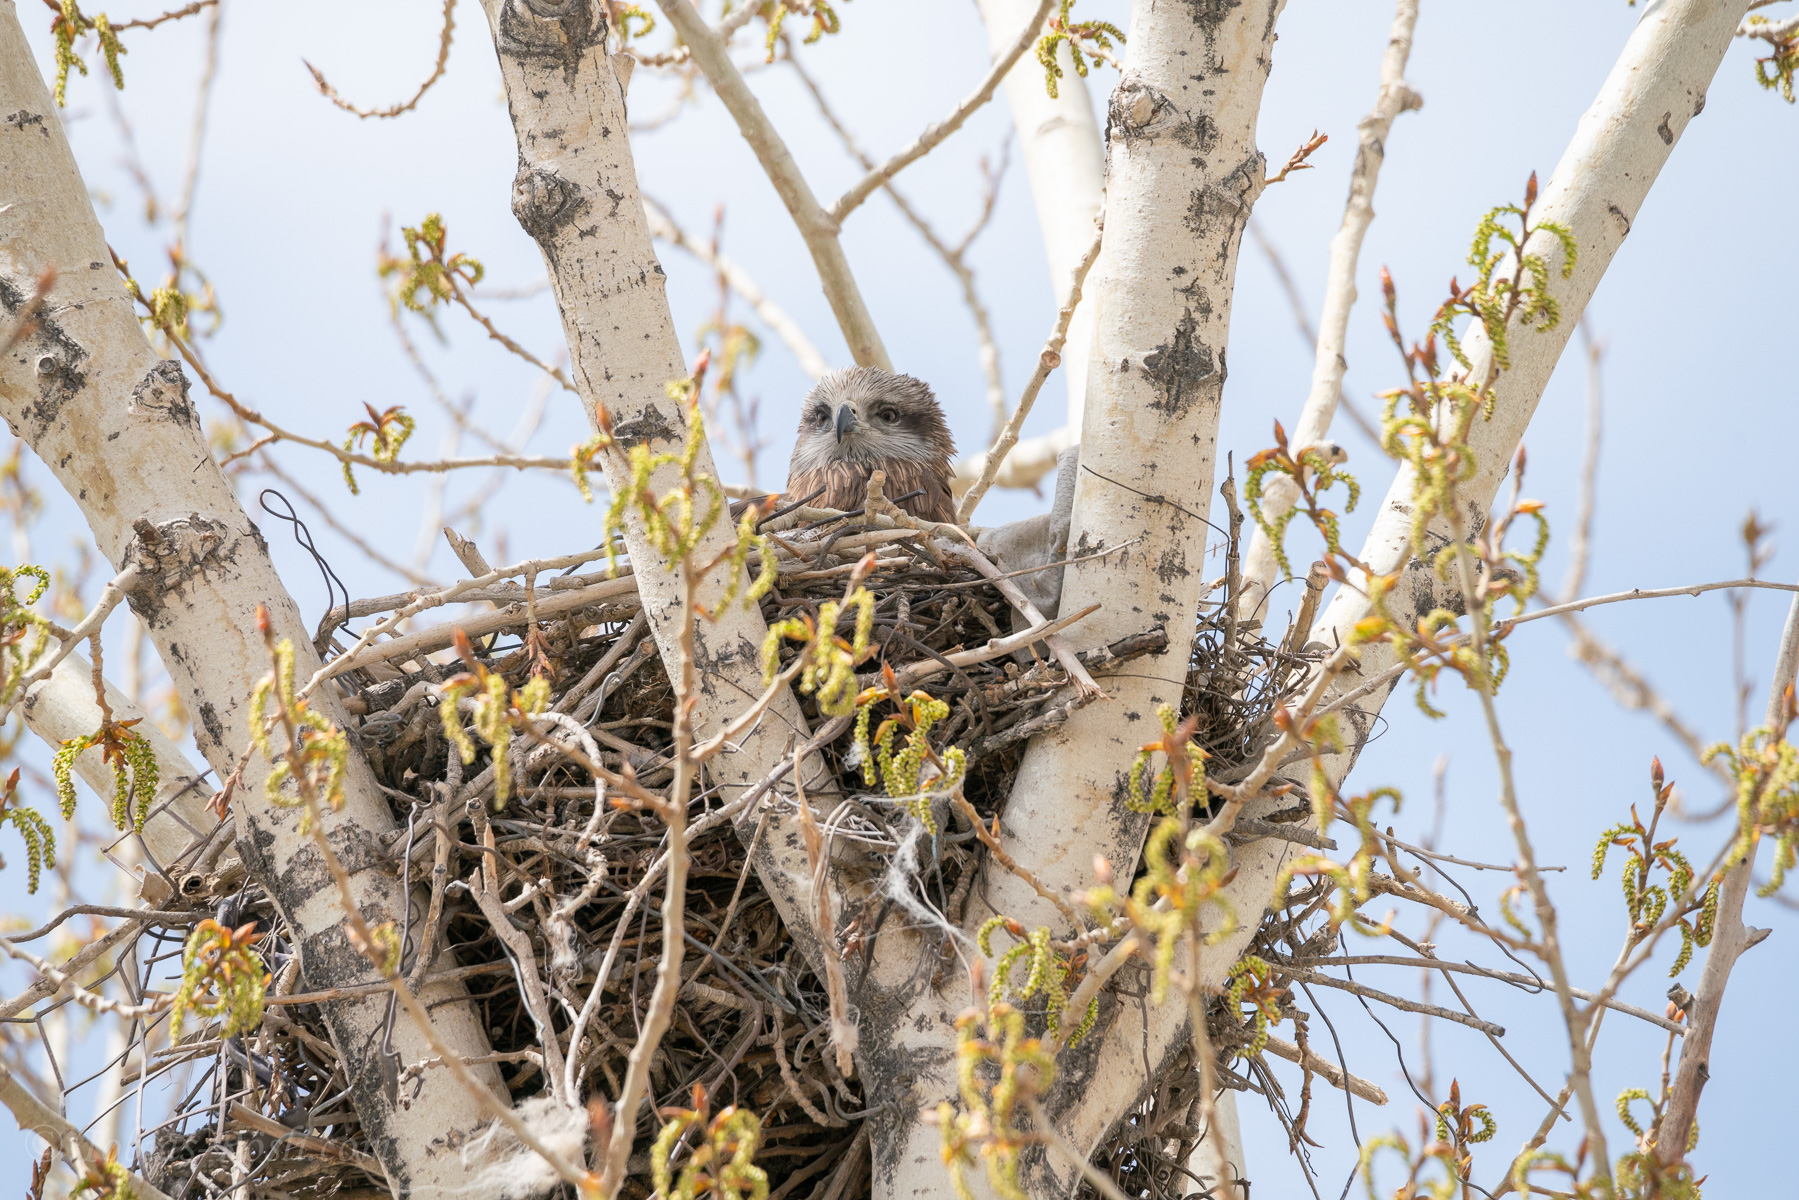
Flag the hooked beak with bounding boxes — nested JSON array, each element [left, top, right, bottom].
[[834, 403, 857, 443]]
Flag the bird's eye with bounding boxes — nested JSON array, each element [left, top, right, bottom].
[[877, 408, 898, 424], [810, 407, 829, 424]]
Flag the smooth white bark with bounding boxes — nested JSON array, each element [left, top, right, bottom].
[[1043, 0, 1751, 1184], [1238, 0, 1420, 621], [1188, 1089, 1247, 1200], [878, 3, 1287, 1196], [19, 652, 215, 900], [478, 1, 833, 966], [0, 8, 500, 1191], [974, 0, 1106, 433]]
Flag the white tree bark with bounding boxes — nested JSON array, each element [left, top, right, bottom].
[[1238, 0, 1420, 622], [973, 0, 1105, 433], [877, 3, 1288, 1197], [19, 652, 216, 901], [950, 0, 1105, 494], [1031, 3, 1750, 1189], [952, 423, 1074, 496], [0, 8, 502, 1191], [478, 1, 831, 964], [1187, 1088, 1246, 1200]]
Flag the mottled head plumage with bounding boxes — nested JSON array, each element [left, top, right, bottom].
[[789, 368, 956, 474], [785, 368, 958, 524]]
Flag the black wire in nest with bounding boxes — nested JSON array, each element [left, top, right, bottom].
[[258, 488, 352, 647]]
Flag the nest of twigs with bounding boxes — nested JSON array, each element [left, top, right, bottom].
[[146, 514, 1324, 1200]]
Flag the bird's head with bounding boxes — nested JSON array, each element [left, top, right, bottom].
[[788, 367, 956, 475]]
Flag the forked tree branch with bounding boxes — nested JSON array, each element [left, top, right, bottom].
[[0, 7, 504, 1189], [1655, 578, 1799, 1166], [0, 1059, 174, 1200], [1238, 0, 1421, 620], [647, 0, 891, 369], [825, 0, 1055, 223], [1005, 0, 1755, 1186]]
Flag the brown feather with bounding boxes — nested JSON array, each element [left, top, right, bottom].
[[786, 459, 955, 524], [780, 367, 957, 525]]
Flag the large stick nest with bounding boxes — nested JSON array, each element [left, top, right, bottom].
[[145, 517, 1323, 1200]]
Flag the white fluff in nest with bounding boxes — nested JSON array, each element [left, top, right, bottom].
[[460, 1096, 590, 1198]]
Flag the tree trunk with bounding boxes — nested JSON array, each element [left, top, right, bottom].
[[973, 0, 1104, 433], [476, 0, 832, 987], [1031, 2, 1751, 1187], [0, 8, 501, 1192], [880, 4, 1288, 1197], [950, 0, 1106, 494]]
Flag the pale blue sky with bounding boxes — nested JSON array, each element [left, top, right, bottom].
[[5, 1, 1797, 1194]]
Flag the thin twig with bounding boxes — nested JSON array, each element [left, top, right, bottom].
[[10, 563, 139, 711], [159, 325, 574, 479], [1442, 499, 1611, 1176], [827, 0, 1055, 223], [1275, 955, 1683, 1034], [648, 0, 890, 369], [785, 47, 1009, 438], [1239, 0, 1420, 617], [644, 196, 829, 380], [112, 0, 214, 31], [1655, 577, 1799, 1167], [957, 216, 1105, 523], [0, 1060, 174, 1200], [945, 540, 1102, 698], [1275, 965, 1505, 1037], [305, 0, 457, 119], [1257, 1034, 1387, 1104]]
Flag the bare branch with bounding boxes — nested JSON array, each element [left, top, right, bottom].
[[647, 0, 891, 368], [785, 47, 1010, 439], [1240, 0, 1421, 619], [165, 329, 574, 477], [1258, 1035, 1388, 1104], [111, 0, 215, 31], [1656, 576, 1799, 1167], [1275, 963, 1506, 1038], [305, 0, 458, 119], [957, 216, 1105, 523], [0, 1059, 174, 1200], [644, 196, 829, 380], [11, 563, 138, 706], [826, 0, 1055, 223]]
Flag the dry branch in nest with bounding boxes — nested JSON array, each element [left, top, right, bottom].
[[131, 513, 1330, 1200]]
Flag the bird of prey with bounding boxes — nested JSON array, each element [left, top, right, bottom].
[[783, 367, 958, 525]]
